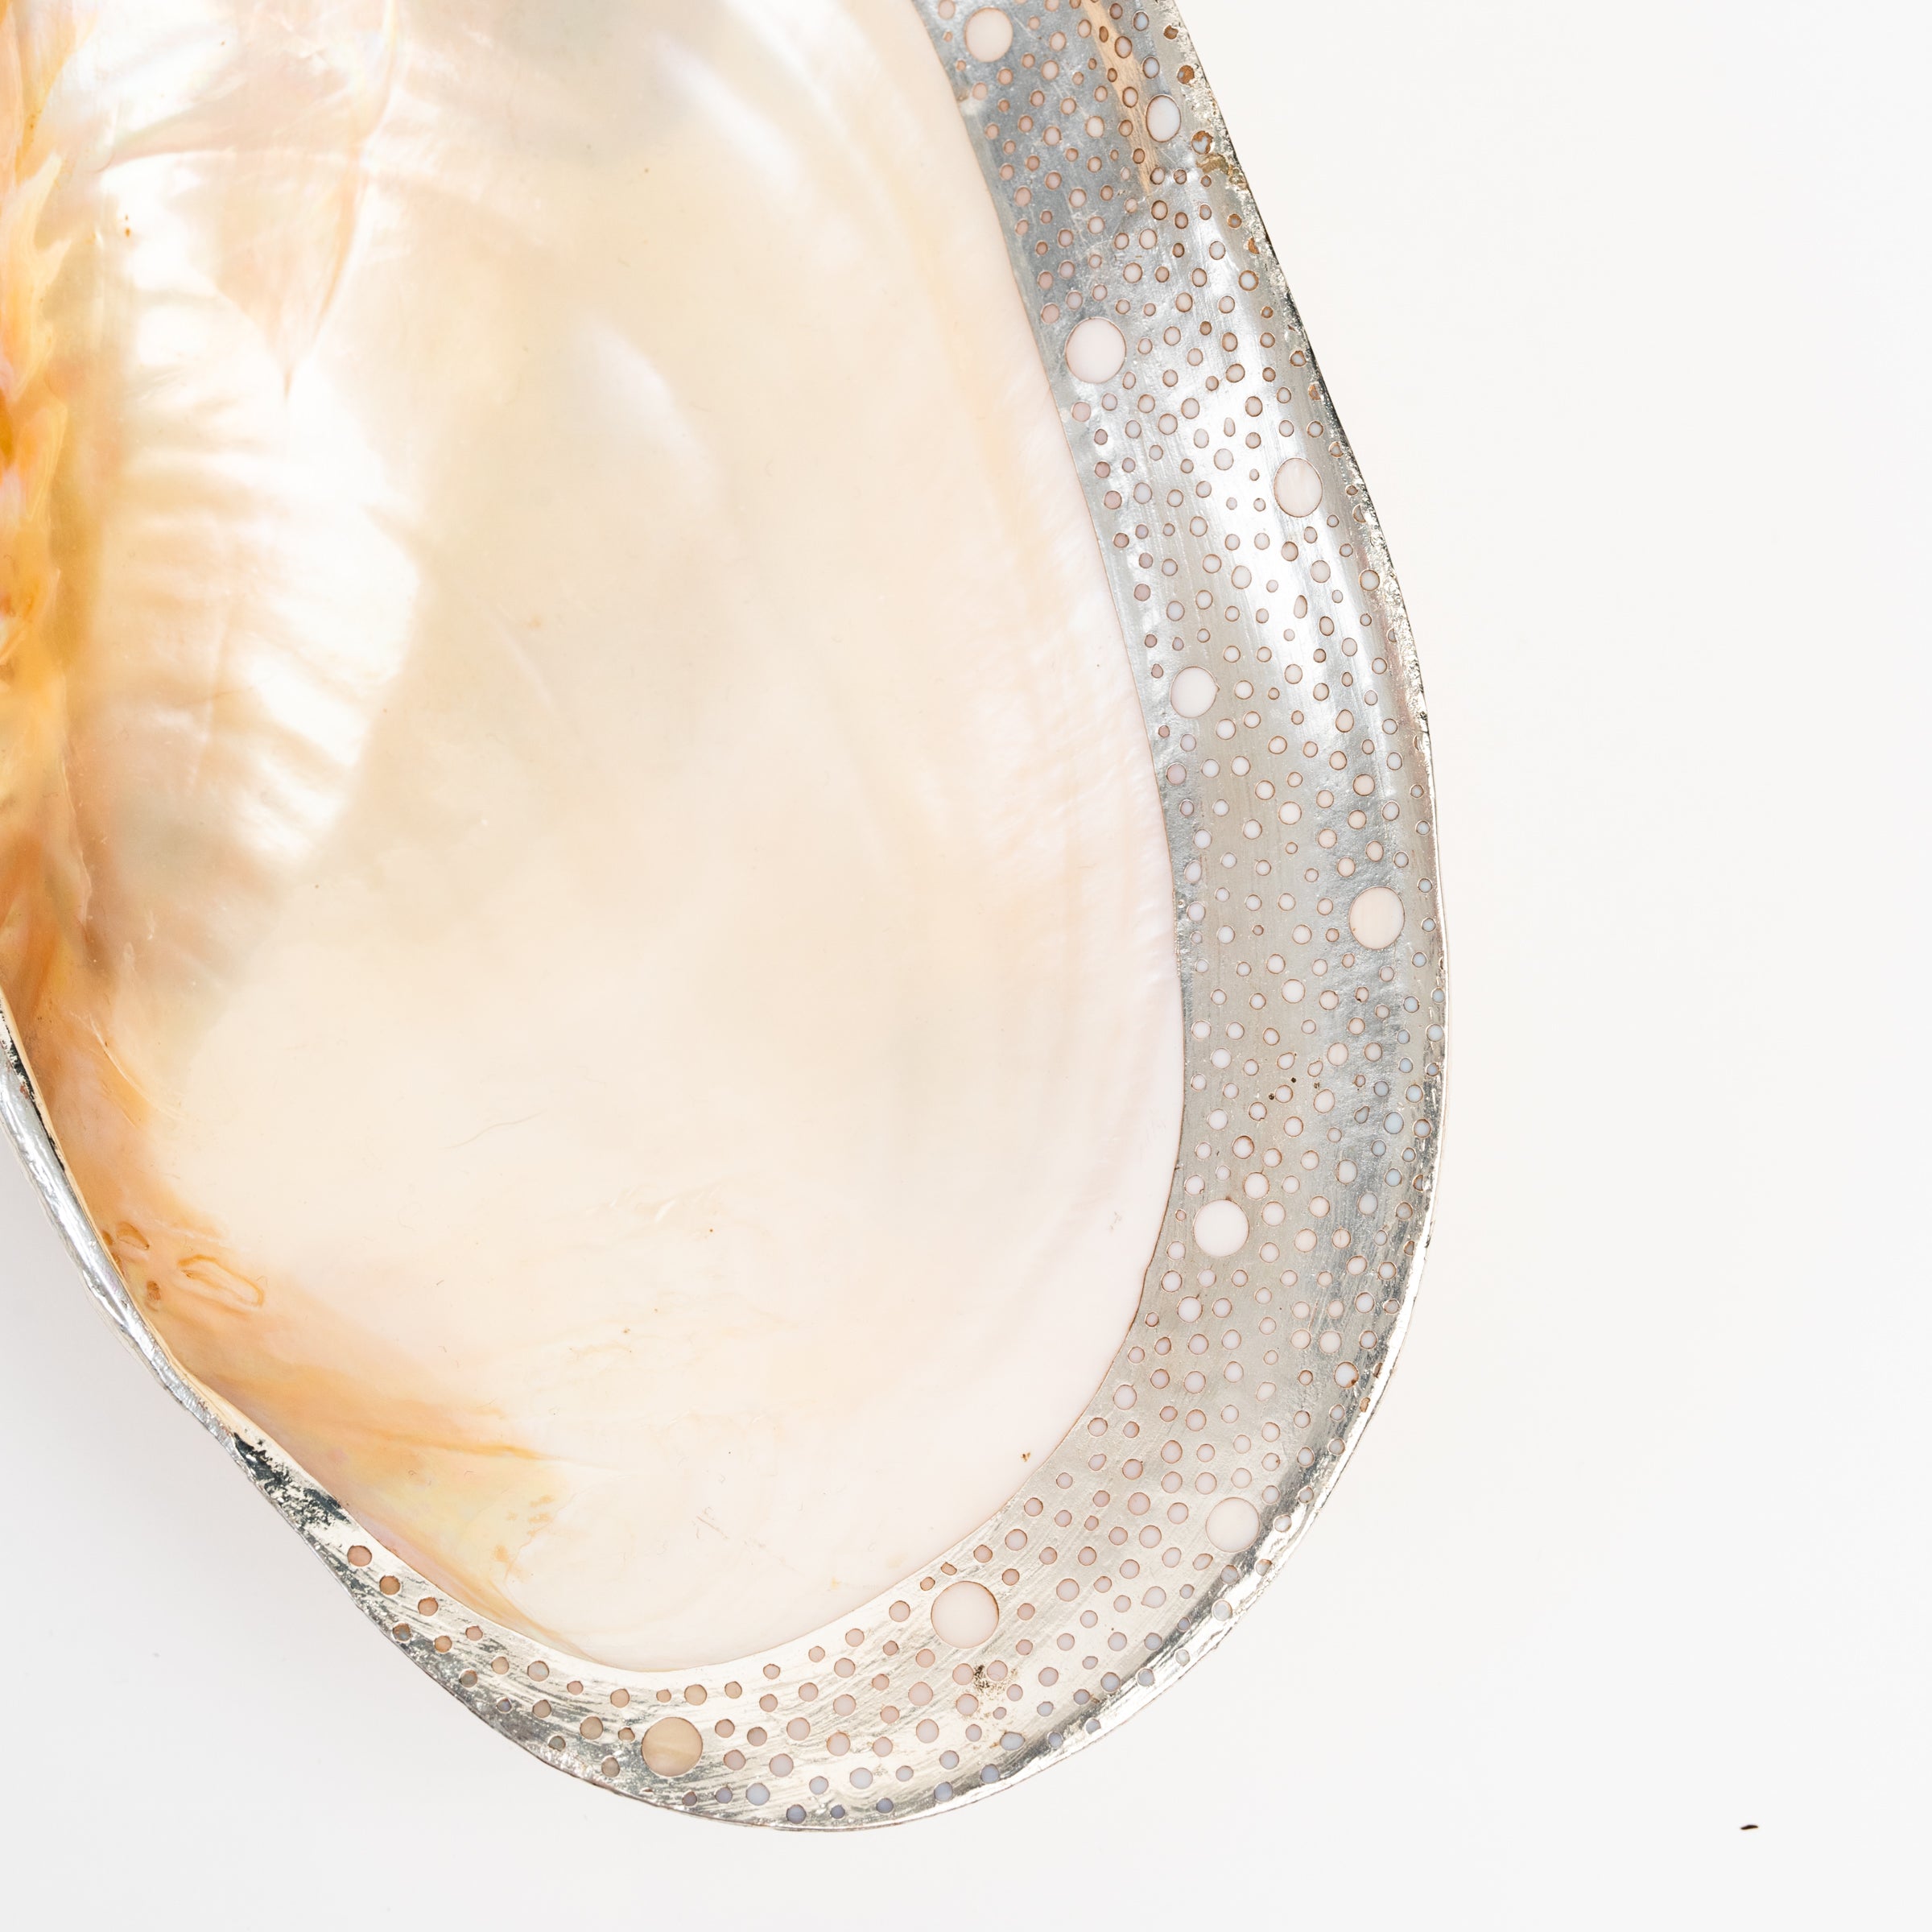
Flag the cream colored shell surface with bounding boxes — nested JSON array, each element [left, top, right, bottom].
[[0, 0, 1446, 1827]]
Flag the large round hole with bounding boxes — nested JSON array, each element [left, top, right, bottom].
[[1192, 1199, 1249, 1257], [1273, 456, 1323, 517], [1065, 316, 1127, 384], [1205, 1496, 1261, 1552], [1348, 886, 1405, 950], [964, 9, 1013, 63], [1145, 96, 1182, 142], [931, 1579, 1000, 1648], [639, 1715, 703, 1777], [1170, 666, 1218, 718]]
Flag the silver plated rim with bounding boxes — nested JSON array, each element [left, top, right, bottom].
[[0, 0, 1446, 1829]]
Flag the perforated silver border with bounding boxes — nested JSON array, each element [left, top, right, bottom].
[[0, 0, 1444, 1829]]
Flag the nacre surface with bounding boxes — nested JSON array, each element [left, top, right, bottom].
[[0, 1, 1181, 1669]]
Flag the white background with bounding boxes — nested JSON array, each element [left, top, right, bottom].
[[2, 1, 1923, 1922]]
